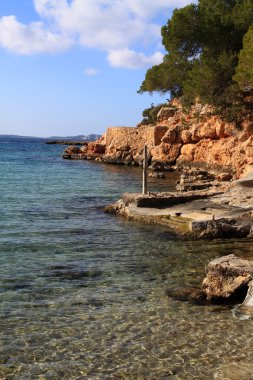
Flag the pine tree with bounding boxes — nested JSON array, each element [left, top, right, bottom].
[[139, 0, 253, 118], [234, 26, 253, 92]]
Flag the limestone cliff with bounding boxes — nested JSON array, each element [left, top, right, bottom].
[[63, 100, 253, 178]]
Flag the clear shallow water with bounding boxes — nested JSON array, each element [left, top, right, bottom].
[[1, 138, 253, 380]]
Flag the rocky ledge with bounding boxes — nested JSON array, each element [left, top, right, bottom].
[[105, 165, 253, 239]]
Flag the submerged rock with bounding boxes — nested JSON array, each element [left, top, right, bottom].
[[45, 264, 103, 282], [166, 287, 207, 305]]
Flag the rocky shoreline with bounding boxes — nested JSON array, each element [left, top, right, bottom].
[[103, 162, 253, 239], [46, 140, 88, 145], [61, 99, 253, 240], [104, 174, 253, 239], [59, 101, 253, 309], [62, 99, 253, 178]]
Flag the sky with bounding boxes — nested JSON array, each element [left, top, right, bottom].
[[0, 0, 195, 137]]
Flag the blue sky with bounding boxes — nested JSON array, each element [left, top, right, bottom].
[[0, 0, 195, 137]]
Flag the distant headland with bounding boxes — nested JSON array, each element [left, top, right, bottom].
[[0, 134, 101, 143]]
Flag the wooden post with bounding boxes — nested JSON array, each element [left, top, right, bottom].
[[142, 144, 148, 194]]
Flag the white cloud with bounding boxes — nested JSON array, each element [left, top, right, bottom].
[[34, 0, 69, 18], [125, 0, 197, 18], [0, 0, 196, 67], [0, 15, 71, 54], [33, 0, 162, 50], [108, 49, 163, 69], [84, 67, 99, 76]]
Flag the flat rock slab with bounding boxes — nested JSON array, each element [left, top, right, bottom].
[[105, 182, 253, 238]]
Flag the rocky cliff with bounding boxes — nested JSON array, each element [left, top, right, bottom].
[[63, 100, 253, 178]]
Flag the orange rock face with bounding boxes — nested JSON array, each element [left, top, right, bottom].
[[63, 102, 253, 176], [151, 142, 182, 164]]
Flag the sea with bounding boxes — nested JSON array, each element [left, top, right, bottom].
[[1, 136, 253, 380]]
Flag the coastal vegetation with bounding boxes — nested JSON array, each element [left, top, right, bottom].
[[140, 102, 168, 125], [138, 0, 253, 122]]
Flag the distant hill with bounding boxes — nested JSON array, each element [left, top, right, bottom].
[[0, 134, 101, 142], [46, 134, 101, 141]]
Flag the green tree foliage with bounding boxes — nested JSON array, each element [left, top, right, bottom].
[[139, 0, 253, 117], [234, 25, 253, 91], [140, 103, 168, 125], [139, 4, 200, 97]]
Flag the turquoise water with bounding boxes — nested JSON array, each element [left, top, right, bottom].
[[1, 137, 253, 380]]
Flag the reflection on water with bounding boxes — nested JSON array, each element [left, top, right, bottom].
[[1, 139, 253, 379]]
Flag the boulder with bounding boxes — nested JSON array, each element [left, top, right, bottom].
[[161, 127, 178, 143], [123, 154, 133, 165], [88, 142, 106, 154], [79, 145, 88, 153], [202, 254, 253, 302], [64, 145, 81, 155], [190, 120, 218, 141], [151, 143, 182, 164], [181, 129, 192, 144]]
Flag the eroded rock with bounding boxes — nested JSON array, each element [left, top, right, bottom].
[[202, 254, 253, 302], [191, 219, 251, 239], [157, 106, 176, 121]]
